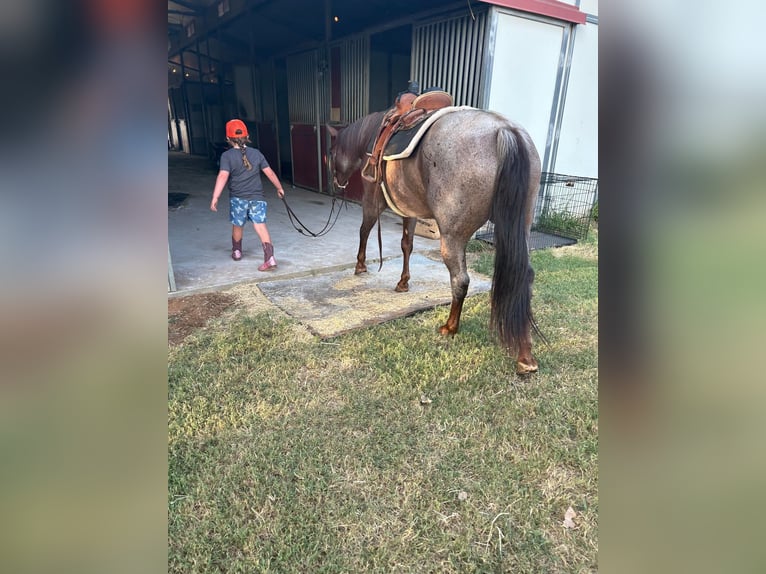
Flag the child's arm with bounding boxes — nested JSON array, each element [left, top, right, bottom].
[[210, 171, 230, 211], [262, 167, 285, 198]]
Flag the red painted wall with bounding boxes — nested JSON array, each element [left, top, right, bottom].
[[291, 124, 330, 193]]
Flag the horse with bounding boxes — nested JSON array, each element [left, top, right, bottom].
[[326, 107, 543, 373]]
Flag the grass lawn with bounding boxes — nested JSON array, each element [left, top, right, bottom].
[[168, 230, 598, 573]]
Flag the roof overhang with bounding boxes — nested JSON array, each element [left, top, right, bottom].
[[479, 0, 587, 24]]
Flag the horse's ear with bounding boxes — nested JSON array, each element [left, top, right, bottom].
[[326, 124, 339, 138]]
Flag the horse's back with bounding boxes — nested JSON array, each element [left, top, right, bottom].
[[414, 109, 538, 227], [427, 109, 541, 222]]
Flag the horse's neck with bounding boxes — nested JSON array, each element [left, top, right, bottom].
[[359, 111, 387, 155]]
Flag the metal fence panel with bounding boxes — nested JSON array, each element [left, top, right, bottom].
[[475, 172, 598, 249]]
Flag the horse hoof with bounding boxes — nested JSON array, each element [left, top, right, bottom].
[[516, 360, 538, 375], [395, 283, 409, 292], [438, 325, 456, 336], [354, 266, 367, 275]]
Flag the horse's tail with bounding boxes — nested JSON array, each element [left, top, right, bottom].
[[490, 128, 542, 355]]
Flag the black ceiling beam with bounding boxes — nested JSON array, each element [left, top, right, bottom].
[[170, 0, 204, 13]]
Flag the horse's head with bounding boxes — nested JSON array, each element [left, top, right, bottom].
[[326, 124, 356, 192]]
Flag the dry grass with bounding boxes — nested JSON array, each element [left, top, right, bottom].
[[168, 231, 598, 573]]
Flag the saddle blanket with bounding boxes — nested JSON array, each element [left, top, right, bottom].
[[381, 105, 475, 161]]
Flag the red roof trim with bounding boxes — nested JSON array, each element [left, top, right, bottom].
[[479, 0, 587, 25]]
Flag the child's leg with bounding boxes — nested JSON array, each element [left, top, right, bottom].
[[248, 201, 276, 269], [229, 196, 248, 261], [252, 222, 271, 246], [253, 223, 276, 269], [231, 225, 244, 260]]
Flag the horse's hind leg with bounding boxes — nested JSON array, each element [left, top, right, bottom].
[[516, 267, 539, 374], [516, 328, 538, 374], [395, 217, 417, 292], [438, 236, 470, 335]]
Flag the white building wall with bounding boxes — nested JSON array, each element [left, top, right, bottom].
[[486, 6, 598, 179], [487, 12, 564, 165], [552, 20, 598, 177], [578, 0, 598, 17], [556, 0, 598, 15]]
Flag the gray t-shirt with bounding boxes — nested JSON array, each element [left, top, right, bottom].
[[220, 146, 270, 200]]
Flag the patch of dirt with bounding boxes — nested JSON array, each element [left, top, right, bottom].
[[168, 292, 238, 346]]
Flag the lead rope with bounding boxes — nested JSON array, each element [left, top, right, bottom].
[[281, 193, 348, 238], [279, 146, 351, 238]]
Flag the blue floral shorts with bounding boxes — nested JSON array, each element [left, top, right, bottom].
[[230, 197, 267, 226]]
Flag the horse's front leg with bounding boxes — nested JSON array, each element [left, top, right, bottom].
[[355, 182, 386, 274], [395, 217, 417, 292], [438, 235, 470, 335], [355, 213, 376, 274]]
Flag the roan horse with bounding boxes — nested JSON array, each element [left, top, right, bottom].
[[327, 107, 543, 373]]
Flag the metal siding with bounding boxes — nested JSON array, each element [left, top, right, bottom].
[[287, 51, 318, 124], [445, 21, 455, 98], [437, 22, 446, 90], [456, 20, 468, 104], [464, 18, 475, 105], [476, 14, 488, 104], [339, 36, 369, 122], [412, 11, 488, 108]]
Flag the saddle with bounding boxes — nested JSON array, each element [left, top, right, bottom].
[[361, 88, 454, 183]]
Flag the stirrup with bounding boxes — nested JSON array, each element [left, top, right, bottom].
[[361, 159, 378, 183]]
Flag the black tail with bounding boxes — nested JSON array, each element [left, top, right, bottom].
[[490, 129, 543, 354]]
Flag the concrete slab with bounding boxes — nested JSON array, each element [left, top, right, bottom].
[[168, 152, 442, 295], [257, 253, 492, 338]]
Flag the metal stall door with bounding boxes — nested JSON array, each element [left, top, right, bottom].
[[253, 61, 280, 177], [287, 50, 329, 192], [329, 35, 370, 201]]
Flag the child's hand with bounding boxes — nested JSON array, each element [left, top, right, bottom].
[[210, 198, 218, 211]]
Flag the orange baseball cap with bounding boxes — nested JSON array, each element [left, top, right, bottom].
[[226, 119, 248, 138]]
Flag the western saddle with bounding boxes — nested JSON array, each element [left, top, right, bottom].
[[361, 83, 453, 183]]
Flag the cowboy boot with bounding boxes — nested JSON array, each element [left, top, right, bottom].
[[259, 242, 277, 271], [232, 237, 242, 261]]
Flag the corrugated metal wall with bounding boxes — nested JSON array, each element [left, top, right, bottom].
[[339, 36, 369, 123], [412, 11, 488, 107], [287, 50, 328, 124]]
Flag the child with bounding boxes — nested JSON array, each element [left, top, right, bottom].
[[210, 119, 285, 270]]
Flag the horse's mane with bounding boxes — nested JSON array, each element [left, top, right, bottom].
[[337, 110, 387, 159]]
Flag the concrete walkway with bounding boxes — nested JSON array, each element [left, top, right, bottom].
[[168, 152, 442, 295]]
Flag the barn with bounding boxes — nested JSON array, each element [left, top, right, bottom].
[[167, 0, 598, 289]]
